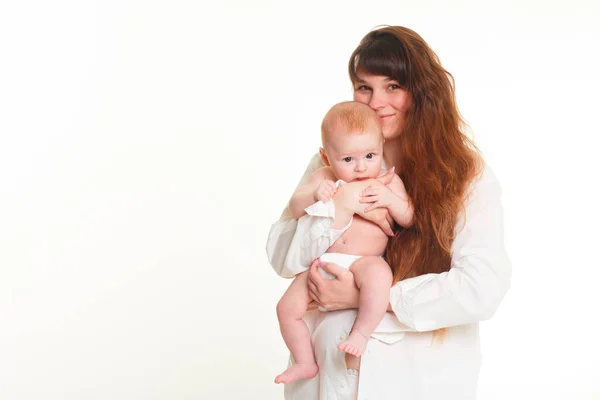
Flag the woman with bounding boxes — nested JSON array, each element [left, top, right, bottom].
[[266, 26, 511, 400]]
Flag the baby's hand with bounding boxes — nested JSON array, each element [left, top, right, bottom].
[[314, 180, 337, 203]]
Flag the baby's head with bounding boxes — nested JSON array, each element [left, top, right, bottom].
[[320, 101, 384, 183]]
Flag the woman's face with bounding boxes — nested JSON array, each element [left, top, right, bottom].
[[352, 71, 411, 141]]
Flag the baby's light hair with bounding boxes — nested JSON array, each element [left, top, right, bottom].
[[321, 101, 381, 148]]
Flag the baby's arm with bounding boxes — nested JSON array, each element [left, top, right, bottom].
[[385, 173, 415, 228], [288, 167, 337, 220]]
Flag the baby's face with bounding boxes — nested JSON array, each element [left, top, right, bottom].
[[324, 127, 384, 183]]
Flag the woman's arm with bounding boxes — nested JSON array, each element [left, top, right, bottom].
[[389, 166, 511, 331], [266, 154, 324, 278], [308, 165, 511, 332]]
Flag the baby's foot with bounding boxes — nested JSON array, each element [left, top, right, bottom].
[[338, 330, 369, 357], [274, 363, 319, 384]]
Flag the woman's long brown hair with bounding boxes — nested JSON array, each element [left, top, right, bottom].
[[349, 26, 482, 339]]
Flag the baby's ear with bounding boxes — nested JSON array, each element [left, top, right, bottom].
[[319, 147, 330, 166]]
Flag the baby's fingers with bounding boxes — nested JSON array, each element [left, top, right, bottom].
[[325, 188, 335, 200], [359, 195, 376, 204], [364, 202, 380, 212]]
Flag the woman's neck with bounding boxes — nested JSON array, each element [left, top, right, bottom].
[[383, 139, 402, 170]]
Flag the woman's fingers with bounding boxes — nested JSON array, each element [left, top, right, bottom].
[[307, 279, 319, 299], [376, 215, 394, 236], [308, 260, 326, 305], [308, 260, 324, 294], [358, 207, 394, 236], [318, 261, 346, 279], [376, 167, 395, 185], [308, 288, 320, 303], [364, 202, 380, 212], [309, 259, 322, 282]]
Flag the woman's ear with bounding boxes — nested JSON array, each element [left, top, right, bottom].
[[319, 147, 330, 166]]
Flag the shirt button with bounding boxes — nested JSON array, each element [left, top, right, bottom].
[[340, 382, 346, 389]]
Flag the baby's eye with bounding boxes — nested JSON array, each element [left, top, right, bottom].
[[366, 153, 374, 159], [343, 157, 353, 162]]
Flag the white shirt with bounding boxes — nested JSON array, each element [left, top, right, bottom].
[[266, 153, 512, 400]]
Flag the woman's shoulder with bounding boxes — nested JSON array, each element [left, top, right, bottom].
[[463, 162, 504, 213], [465, 161, 502, 211], [451, 162, 506, 234], [306, 152, 325, 172], [470, 162, 502, 196], [292, 153, 327, 190]]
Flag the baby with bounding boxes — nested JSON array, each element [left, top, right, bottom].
[[275, 101, 414, 384]]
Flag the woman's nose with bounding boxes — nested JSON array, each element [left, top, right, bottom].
[[368, 90, 385, 110]]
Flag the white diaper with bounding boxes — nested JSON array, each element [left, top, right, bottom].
[[317, 253, 362, 313], [316, 253, 407, 344], [317, 252, 362, 280]]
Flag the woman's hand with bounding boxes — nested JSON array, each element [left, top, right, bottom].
[[307, 259, 360, 311], [355, 207, 395, 236]]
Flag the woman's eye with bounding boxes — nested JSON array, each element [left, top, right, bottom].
[[355, 85, 371, 91], [388, 84, 401, 90], [366, 153, 374, 159], [343, 157, 353, 162]]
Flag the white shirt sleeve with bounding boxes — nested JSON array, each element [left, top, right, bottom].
[[265, 154, 353, 278], [389, 164, 512, 331]]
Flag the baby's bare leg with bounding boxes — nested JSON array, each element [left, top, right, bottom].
[[338, 256, 392, 357], [275, 271, 319, 384]]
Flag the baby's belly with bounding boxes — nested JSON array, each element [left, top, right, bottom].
[[328, 216, 389, 256]]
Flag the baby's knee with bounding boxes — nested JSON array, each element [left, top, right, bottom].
[[276, 292, 301, 320], [352, 255, 388, 269], [277, 291, 309, 321], [277, 273, 310, 319], [276, 296, 289, 320], [351, 256, 392, 281]]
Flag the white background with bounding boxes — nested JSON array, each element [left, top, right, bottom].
[[1, 1, 599, 399]]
